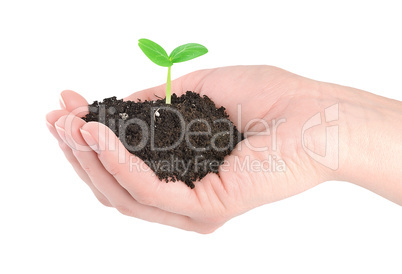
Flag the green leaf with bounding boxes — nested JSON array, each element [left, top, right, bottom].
[[169, 43, 208, 63], [138, 38, 173, 67]]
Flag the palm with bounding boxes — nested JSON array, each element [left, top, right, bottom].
[[129, 66, 328, 227], [47, 65, 328, 233]]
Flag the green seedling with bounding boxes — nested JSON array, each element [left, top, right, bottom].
[[138, 38, 208, 104]]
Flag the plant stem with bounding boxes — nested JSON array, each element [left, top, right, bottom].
[[166, 66, 171, 104]]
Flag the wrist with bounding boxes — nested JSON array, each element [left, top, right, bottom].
[[327, 83, 402, 203]]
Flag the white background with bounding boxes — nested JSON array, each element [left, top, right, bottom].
[[1, 0, 401, 273]]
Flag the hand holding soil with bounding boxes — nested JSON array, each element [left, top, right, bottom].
[[46, 65, 402, 233]]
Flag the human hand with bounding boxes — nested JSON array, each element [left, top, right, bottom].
[[47, 65, 394, 233]]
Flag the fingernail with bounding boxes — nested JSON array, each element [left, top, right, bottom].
[[46, 121, 54, 130], [59, 93, 67, 109], [54, 123, 66, 142], [80, 128, 100, 153]]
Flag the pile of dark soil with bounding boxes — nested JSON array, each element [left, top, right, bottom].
[[83, 91, 243, 188]]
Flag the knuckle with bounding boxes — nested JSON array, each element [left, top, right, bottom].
[[197, 209, 230, 228], [80, 163, 94, 177], [72, 149, 84, 158], [135, 191, 154, 206], [133, 184, 159, 206], [107, 164, 121, 177], [195, 225, 220, 234], [99, 154, 121, 177], [58, 141, 70, 151], [132, 179, 160, 206], [115, 205, 134, 217], [204, 214, 226, 225], [97, 197, 112, 207]]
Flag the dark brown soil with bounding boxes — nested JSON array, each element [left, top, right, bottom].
[[83, 91, 243, 188]]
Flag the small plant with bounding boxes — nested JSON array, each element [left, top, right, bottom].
[[138, 38, 208, 104]]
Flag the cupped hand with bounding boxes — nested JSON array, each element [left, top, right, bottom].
[[46, 65, 334, 233]]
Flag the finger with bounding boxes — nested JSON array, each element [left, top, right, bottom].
[[81, 121, 200, 216], [47, 110, 95, 189], [47, 110, 91, 187], [47, 112, 215, 232], [59, 90, 89, 117], [55, 114, 92, 152], [46, 110, 70, 141], [54, 115, 112, 207], [74, 128, 202, 231]]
